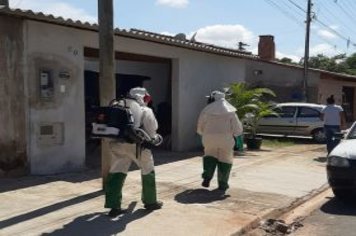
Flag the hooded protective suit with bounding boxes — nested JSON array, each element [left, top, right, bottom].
[[105, 87, 162, 214], [197, 91, 243, 190]]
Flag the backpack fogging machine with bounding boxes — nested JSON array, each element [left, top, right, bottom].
[[91, 99, 163, 160]]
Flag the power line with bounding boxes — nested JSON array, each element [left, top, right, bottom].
[[345, 0, 356, 12], [265, 0, 354, 54], [280, 0, 305, 18], [342, 0, 356, 16], [314, 18, 356, 47], [313, 0, 356, 36], [333, 0, 356, 26], [286, 0, 306, 13], [264, 0, 305, 28], [293, 0, 356, 48]]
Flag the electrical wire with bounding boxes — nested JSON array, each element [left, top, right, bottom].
[[265, 0, 350, 55]]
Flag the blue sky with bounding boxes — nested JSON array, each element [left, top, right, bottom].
[[8, 0, 356, 62]]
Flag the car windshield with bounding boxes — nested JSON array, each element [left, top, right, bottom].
[[347, 124, 356, 139]]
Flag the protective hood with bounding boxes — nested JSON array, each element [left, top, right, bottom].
[[129, 87, 147, 106], [202, 99, 237, 115], [329, 139, 356, 160], [211, 91, 225, 100]]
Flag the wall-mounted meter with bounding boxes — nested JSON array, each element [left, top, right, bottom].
[[39, 69, 54, 99]]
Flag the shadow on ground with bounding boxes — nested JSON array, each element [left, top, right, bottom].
[[0, 145, 202, 193], [0, 169, 101, 193], [41, 202, 152, 236], [0, 190, 103, 230], [321, 197, 356, 216], [174, 188, 230, 204], [314, 156, 327, 163]]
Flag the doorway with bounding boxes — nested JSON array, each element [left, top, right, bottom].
[[342, 86, 355, 122], [84, 70, 173, 168]]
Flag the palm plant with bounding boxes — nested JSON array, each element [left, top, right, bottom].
[[243, 101, 279, 138], [228, 82, 277, 139]]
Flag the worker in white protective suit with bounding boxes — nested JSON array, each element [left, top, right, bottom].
[[197, 90, 243, 192], [105, 87, 163, 217]]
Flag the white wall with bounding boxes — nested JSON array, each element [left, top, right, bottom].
[[26, 21, 87, 174]]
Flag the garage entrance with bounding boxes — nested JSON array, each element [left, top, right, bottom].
[[83, 48, 172, 168]]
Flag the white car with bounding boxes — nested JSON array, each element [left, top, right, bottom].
[[257, 102, 326, 143], [327, 122, 356, 199]]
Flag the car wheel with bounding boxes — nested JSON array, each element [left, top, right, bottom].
[[332, 188, 353, 200], [312, 128, 326, 143]]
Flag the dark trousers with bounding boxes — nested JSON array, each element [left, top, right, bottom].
[[324, 125, 341, 154]]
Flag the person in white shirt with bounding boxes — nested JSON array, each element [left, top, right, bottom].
[[197, 91, 243, 192], [320, 95, 346, 154]]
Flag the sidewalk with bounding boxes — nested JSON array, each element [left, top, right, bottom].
[[0, 144, 328, 236]]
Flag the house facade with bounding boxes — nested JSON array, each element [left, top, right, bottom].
[[1, 8, 356, 177], [0, 8, 248, 175], [245, 35, 356, 122]]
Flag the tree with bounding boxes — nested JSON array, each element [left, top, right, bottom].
[[300, 53, 355, 74], [345, 53, 356, 75], [278, 57, 295, 64]]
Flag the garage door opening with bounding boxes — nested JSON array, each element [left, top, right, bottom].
[[83, 49, 172, 168]]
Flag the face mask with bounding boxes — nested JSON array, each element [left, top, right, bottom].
[[144, 94, 152, 105]]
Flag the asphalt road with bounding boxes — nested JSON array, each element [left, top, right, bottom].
[[292, 194, 356, 236]]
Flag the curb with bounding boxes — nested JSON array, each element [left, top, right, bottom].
[[232, 183, 330, 236]]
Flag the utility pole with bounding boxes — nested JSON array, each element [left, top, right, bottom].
[[303, 0, 312, 102], [98, 0, 115, 188]]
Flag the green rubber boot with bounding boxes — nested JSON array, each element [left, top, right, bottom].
[[202, 156, 218, 187], [217, 162, 232, 191], [142, 171, 163, 210], [105, 172, 127, 210]]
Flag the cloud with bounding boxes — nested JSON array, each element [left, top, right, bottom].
[[189, 24, 255, 49], [309, 43, 338, 56], [276, 51, 301, 63], [156, 0, 189, 8], [297, 43, 339, 57], [168, 24, 301, 63], [317, 29, 337, 40], [9, 0, 97, 23]]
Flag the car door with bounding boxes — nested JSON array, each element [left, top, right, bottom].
[[258, 106, 297, 135], [295, 106, 323, 136]]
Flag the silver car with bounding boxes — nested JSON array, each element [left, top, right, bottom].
[[257, 102, 326, 143]]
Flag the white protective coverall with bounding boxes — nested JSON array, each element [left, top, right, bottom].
[[197, 91, 243, 190], [105, 87, 161, 211]]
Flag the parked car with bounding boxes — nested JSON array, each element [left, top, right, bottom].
[[257, 102, 326, 143], [327, 122, 356, 199]]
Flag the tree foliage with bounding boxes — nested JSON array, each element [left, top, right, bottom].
[[278, 57, 298, 65], [299, 53, 356, 75]]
